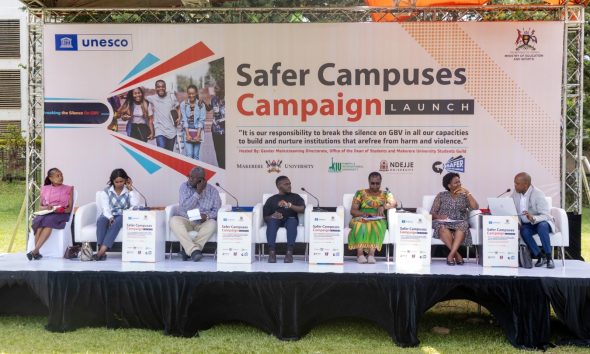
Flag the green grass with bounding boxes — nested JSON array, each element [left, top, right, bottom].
[[0, 302, 587, 353], [0, 181, 589, 352], [0, 180, 26, 253]]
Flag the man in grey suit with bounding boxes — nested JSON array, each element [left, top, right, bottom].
[[512, 172, 555, 269]]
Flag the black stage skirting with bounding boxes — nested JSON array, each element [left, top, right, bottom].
[[1, 270, 589, 349]]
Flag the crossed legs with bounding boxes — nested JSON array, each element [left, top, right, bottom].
[[438, 226, 465, 264]]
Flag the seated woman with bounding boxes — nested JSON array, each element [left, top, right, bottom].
[[28, 168, 74, 260], [95, 168, 140, 261], [430, 172, 479, 266], [348, 171, 397, 264]]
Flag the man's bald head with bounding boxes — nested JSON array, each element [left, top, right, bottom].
[[514, 172, 532, 194]]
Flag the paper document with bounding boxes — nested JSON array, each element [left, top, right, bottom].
[[187, 208, 201, 221], [437, 218, 461, 223], [361, 216, 385, 221], [33, 206, 57, 216]]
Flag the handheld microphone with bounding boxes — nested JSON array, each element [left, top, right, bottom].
[[301, 187, 322, 211], [132, 185, 149, 210], [215, 182, 240, 210]]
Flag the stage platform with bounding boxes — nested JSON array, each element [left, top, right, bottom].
[[1, 253, 589, 349]]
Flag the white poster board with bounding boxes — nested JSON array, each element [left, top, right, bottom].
[[217, 210, 255, 264], [122, 209, 165, 262], [309, 208, 344, 265], [393, 213, 432, 268], [480, 215, 519, 267]]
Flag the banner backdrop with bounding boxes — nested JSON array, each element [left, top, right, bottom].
[[43, 23, 563, 208]]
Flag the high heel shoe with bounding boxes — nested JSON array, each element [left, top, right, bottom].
[[446, 258, 456, 266]]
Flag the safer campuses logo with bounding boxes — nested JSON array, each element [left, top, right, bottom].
[[432, 155, 465, 174], [55, 34, 133, 51]]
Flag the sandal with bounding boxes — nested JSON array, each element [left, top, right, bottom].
[[455, 255, 464, 265], [446, 258, 456, 266]]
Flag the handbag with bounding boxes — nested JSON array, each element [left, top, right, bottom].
[[518, 244, 533, 269], [63, 245, 81, 259], [79, 242, 94, 261]]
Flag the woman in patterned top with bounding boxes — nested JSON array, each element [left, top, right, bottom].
[[94, 168, 140, 261], [348, 172, 397, 264], [430, 172, 479, 266]]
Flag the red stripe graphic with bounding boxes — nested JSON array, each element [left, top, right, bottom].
[[113, 134, 216, 180], [113, 42, 215, 93]]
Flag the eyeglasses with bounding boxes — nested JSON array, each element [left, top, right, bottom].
[[369, 182, 381, 185]]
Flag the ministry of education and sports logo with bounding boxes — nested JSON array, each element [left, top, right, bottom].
[[505, 27, 543, 61], [515, 28, 537, 51], [432, 155, 465, 174]]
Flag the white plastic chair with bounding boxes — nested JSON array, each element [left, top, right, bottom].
[[531, 197, 569, 266], [27, 190, 78, 258], [417, 195, 481, 261], [253, 193, 311, 260], [343, 193, 396, 261]]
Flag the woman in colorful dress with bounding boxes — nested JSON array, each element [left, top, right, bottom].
[[430, 172, 479, 266], [28, 168, 74, 260], [348, 172, 397, 264]]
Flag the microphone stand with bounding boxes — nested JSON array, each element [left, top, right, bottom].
[[215, 183, 240, 211], [301, 187, 323, 211], [132, 185, 149, 210]]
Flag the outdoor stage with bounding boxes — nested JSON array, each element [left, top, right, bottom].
[[0, 253, 589, 349]]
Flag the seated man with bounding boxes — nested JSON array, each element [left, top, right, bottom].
[[170, 166, 221, 261], [263, 176, 305, 263], [512, 172, 555, 269]]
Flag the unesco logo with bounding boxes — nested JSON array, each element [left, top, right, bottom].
[[55, 34, 132, 51]]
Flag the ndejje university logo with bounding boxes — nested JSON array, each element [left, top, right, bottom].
[[55, 34, 133, 51]]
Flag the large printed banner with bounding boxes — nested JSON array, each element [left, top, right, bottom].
[[44, 23, 563, 207]]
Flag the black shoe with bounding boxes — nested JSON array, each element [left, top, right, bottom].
[[33, 252, 42, 260], [179, 249, 190, 261], [191, 250, 203, 262], [268, 249, 277, 263], [26, 252, 33, 261], [535, 257, 547, 267], [284, 249, 294, 263], [546, 259, 555, 269]]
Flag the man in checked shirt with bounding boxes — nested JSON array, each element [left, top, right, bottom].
[[170, 166, 221, 261]]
